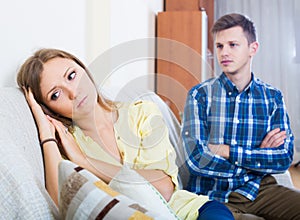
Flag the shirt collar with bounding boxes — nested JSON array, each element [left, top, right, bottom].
[[219, 72, 255, 95]]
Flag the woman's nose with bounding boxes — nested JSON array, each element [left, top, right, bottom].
[[65, 85, 77, 100]]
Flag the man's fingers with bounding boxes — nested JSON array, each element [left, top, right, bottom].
[[261, 130, 287, 148], [263, 128, 280, 143], [268, 131, 287, 147]]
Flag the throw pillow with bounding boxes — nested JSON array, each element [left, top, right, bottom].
[[58, 160, 164, 220], [109, 165, 179, 220]]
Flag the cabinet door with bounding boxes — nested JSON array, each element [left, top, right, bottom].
[[156, 11, 206, 121], [165, 0, 200, 11]]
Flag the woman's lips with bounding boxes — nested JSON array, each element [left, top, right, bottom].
[[77, 96, 87, 108]]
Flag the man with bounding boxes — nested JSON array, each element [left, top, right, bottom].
[[182, 13, 300, 219]]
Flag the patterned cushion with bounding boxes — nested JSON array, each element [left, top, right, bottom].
[[109, 165, 178, 219], [58, 160, 164, 220]]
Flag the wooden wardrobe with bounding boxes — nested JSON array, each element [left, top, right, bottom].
[[156, 0, 214, 121]]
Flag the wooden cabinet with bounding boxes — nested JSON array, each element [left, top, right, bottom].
[[165, 0, 200, 11], [156, 10, 208, 121]]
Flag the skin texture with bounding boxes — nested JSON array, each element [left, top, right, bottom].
[[23, 57, 174, 206]]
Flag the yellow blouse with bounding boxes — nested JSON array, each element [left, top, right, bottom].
[[72, 100, 209, 220]]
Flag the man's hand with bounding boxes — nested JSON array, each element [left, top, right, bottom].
[[260, 128, 287, 148]]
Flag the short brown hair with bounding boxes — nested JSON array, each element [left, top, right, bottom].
[[211, 13, 257, 44]]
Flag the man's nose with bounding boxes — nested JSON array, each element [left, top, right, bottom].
[[220, 45, 229, 56]]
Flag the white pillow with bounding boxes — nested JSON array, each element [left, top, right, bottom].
[[109, 165, 179, 220], [58, 160, 168, 220]]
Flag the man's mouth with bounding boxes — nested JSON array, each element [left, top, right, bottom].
[[221, 60, 232, 65]]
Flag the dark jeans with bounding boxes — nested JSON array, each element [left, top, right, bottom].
[[225, 175, 300, 220], [198, 200, 234, 220]]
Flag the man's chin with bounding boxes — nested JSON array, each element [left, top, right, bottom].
[[224, 70, 238, 75]]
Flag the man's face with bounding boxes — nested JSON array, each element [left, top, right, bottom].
[[215, 26, 258, 76]]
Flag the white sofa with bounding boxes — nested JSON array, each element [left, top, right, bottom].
[[0, 87, 295, 219], [0, 87, 59, 219]]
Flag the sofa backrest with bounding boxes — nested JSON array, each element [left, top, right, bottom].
[[0, 87, 58, 219]]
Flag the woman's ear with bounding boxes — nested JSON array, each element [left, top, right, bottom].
[[250, 41, 259, 56]]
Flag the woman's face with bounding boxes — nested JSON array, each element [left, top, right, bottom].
[[40, 57, 98, 119]]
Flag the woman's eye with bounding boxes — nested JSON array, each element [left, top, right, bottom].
[[68, 71, 76, 80], [230, 43, 237, 47], [51, 91, 60, 100]]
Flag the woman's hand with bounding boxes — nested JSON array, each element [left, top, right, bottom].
[[48, 117, 86, 163], [23, 87, 55, 141], [23, 87, 62, 206]]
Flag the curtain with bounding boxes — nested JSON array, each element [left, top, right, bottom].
[[214, 0, 300, 162]]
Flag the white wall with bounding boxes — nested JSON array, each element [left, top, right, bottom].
[[0, 0, 86, 87], [0, 0, 163, 98], [87, 0, 164, 100]]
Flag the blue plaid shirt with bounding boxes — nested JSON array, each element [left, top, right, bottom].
[[182, 73, 294, 202]]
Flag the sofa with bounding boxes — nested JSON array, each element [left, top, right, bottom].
[[0, 87, 59, 219], [0, 87, 295, 219]]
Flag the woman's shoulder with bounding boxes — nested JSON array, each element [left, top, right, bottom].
[[119, 100, 162, 116]]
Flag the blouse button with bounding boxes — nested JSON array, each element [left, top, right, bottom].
[[185, 131, 189, 136], [117, 136, 120, 140]]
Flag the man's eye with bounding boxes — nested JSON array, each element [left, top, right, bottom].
[[51, 91, 60, 100], [68, 71, 76, 80], [216, 44, 223, 49], [230, 43, 237, 47]]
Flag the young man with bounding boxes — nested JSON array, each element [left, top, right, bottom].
[[182, 13, 300, 219]]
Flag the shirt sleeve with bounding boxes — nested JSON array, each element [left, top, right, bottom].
[[182, 89, 240, 178], [128, 100, 179, 188], [229, 91, 294, 174]]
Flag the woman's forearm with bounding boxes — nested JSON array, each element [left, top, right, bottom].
[[79, 156, 175, 202], [42, 141, 63, 206]]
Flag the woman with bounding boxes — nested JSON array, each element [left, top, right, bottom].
[[17, 48, 233, 220]]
